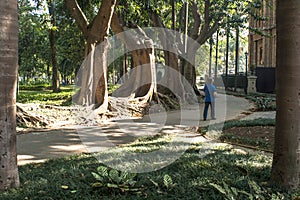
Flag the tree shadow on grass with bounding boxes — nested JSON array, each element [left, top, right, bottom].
[[4, 138, 297, 199]]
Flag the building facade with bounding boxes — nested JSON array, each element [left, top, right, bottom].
[[248, 0, 276, 93]]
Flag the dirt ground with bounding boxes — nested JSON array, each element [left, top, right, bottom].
[[222, 126, 275, 150]]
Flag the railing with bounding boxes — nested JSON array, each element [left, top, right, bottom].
[[218, 75, 248, 91]]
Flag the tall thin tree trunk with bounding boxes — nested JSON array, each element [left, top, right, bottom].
[[225, 26, 230, 76], [209, 37, 213, 77], [234, 27, 239, 92], [183, 1, 189, 54], [214, 29, 219, 81], [48, 0, 60, 92], [0, 0, 20, 190], [271, 0, 300, 190], [171, 0, 176, 30], [225, 24, 230, 89]]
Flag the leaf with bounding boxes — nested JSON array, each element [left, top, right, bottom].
[[163, 174, 173, 189], [97, 166, 108, 177], [248, 180, 261, 193], [61, 185, 69, 190], [91, 182, 104, 188], [209, 183, 227, 195], [231, 187, 238, 196], [149, 179, 159, 188], [222, 182, 230, 193], [126, 180, 137, 187], [239, 190, 253, 199], [119, 171, 130, 182], [91, 172, 103, 182], [107, 183, 119, 188], [109, 169, 121, 183]]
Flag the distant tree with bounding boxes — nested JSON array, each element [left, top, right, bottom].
[[271, 0, 300, 190], [18, 1, 50, 82], [47, 0, 60, 92], [0, 0, 20, 190]]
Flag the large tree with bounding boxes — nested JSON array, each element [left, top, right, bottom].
[[110, 12, 156, 100], [65, 0, 116, 111], [271, 0, 300, 190], [0, 0, 20, 190]]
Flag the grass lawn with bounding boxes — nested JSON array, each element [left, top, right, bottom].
[[17, 83, 121, 106], [17, 84, 75, 106], [11, 84, 299, 199], [1, 134, 299, 199]]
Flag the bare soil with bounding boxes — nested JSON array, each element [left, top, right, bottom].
[[222, 126, 275, 151]]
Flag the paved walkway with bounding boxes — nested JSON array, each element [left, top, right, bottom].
[[241, 111, 275, 121], [17, 94, 270, 165]]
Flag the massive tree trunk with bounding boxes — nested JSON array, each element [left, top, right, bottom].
[[65, 0, 116, 111], [48, 0, 60, 92], [271, 0, 300, 190], [0, 0, 20, 190], [150, 11, 185, 98], [110, 13, 156, 100], [183, 44, 200, 94]]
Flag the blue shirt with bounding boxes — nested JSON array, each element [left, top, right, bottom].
[[204, 83, 217, 102]]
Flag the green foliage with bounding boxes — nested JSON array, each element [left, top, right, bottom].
[[108, 84, 121, 93], [225, 91, 276, 111], [18, 0, 85, 85], [18, 1, 50, 80], [254, 97, 276, 111], [149, 174, 177, 194], [91, 166, 142, 194], [210, 180, 286, 200]]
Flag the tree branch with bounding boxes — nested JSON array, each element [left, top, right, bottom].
[[191, 1, 202, 40], [64, 0, 89, 38], [89, 0, 117, 42]]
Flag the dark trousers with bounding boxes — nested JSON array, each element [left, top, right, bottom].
[[203, 102, 215, 120]]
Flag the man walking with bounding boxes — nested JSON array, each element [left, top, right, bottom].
[[203, 77, 217, 121]]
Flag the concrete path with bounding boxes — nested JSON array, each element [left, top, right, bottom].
[[241, 111, 275, 121], [17, 94, 255, 165]]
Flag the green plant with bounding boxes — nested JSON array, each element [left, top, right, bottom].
[[150, 174, 177, 193], [91, 166, 142, 194], [255, 97, 275, 111], [210, 180, 286, 200]]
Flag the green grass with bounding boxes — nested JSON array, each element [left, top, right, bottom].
[[200, 118, 275, 133], [0, 135, 298, 199], [17, 83, 121, 106], [17, 84, 75, 106]]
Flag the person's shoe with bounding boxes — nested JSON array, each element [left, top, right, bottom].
[[211, 118, 216, 120], [203, 119, 206, 121]]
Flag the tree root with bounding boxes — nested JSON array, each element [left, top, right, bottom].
[[17, 105, 48, 127]]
